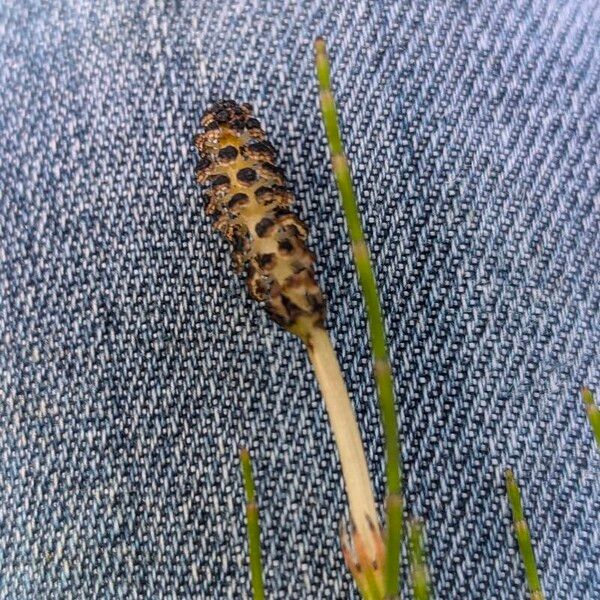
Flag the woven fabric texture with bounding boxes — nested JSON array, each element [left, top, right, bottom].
[[1, 0, 599, 598]]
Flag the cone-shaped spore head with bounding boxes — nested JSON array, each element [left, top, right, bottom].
[[194, 100, 325, 341]]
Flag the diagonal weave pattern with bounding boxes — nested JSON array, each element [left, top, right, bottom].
[[0, 0, 599, 598]]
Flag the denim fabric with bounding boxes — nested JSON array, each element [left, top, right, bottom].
[[1, 0, 599, 598]]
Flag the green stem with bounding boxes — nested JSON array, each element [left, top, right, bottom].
[[314, 37, 403, 598], [504, 469, 544, 599], [364, 569, 385, 600], [385, 494, 403, 598], [581, 387, 600, 447], [240, 448, 266, 600], [409, 519, 430, 600]]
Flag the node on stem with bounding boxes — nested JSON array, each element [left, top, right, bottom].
[[504, 469, 544, 600]]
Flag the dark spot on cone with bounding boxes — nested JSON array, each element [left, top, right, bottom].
[[209, 174, 230, 187], [237, 167, 257, 184], [255, 217, 274, 237], [228, 193, 249, 209], [278, 239, 293, 253], [218, 145, 238, 161]]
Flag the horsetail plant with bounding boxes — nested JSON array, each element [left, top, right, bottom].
[[240, 449, 265, 600], [504, 469, 544, 600], [193, 99, 385, 593], [190, 39, 574, 600], [314, 38, 404, 599]]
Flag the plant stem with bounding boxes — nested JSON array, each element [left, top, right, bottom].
[[385, 494, 403, 599], [307, 326, 379, 557], [581, 387, 600, 447], [504, 469, 544, 600], [314, 37, 403, 598], [240, 449, 266, 600], [409, 519, 430, 600]]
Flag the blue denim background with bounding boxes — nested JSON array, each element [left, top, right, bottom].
[[1, 0, 599, 598]]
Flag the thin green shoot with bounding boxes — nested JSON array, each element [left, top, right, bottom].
[[504, 469, 544, 600], [240, 448, 266, 600], [314, 37, 403, 598]]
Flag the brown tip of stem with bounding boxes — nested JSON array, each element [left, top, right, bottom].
[[240, 447, 250, 461], [314, 37, 326, 52], [581, 387, 593, 404]]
